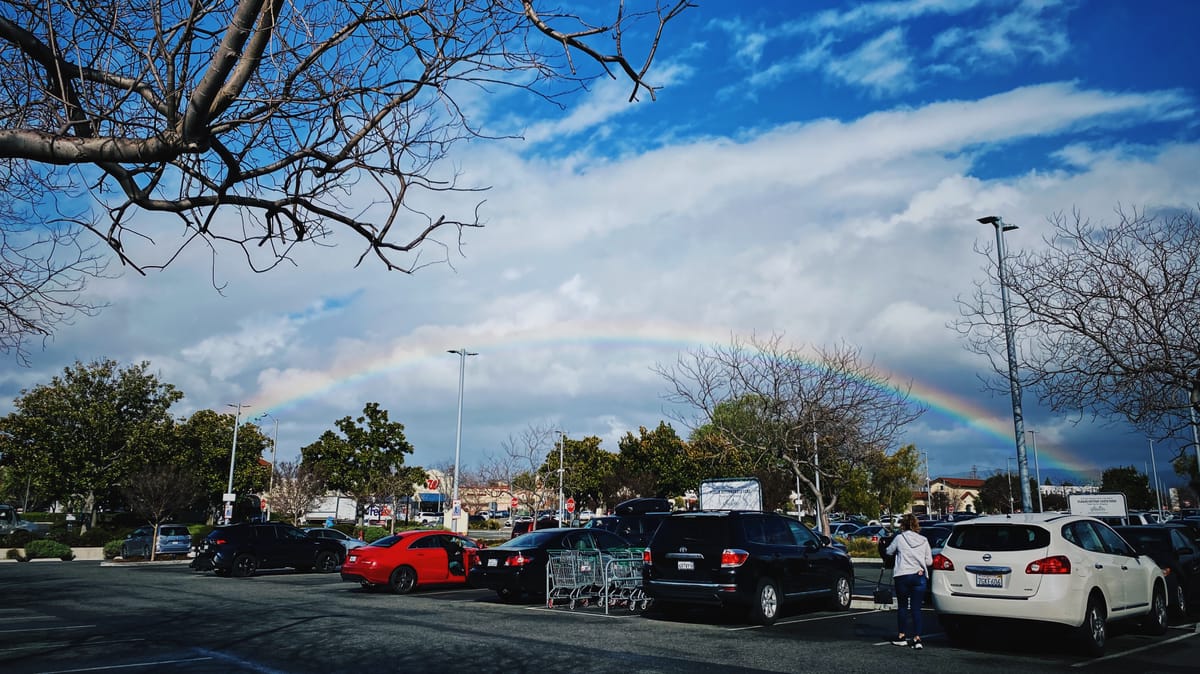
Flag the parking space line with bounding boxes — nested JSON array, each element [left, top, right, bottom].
[[0, 639, 145, 656], [1071, 622, 1200, 668], [729, 609, 886, 631], [523, 605, 639, 619], [0, 624, 94, 634], [37, 657, 213, 673]]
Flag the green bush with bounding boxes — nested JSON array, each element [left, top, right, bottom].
[[103, 540, 124, 560], [846, 537, 881, 558], [5, 530, 34, 547], [25, 539, 74, 561], [477, 519, 503, 530]]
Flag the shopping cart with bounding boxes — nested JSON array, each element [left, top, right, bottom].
[[545, 550, 605, 609], [601, 548, 649, 614]]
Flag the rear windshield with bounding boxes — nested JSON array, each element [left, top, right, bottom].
[[160, 526, 190, 537], [654, 515, 729, 548], [947, 524, 1050, 551]]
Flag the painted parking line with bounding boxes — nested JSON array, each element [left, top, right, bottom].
[[37, 657, 214, 673], [0, 624, 94, 634], [0, 639, 145, 656], [1071, 622, 1200, 668], [730, 608, 886, 631]]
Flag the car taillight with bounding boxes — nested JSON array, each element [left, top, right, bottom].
[[930, 553, 954, 571], [212, 538, 227, 545], [642, 549, 652, 565], [1025, 555, 1071, 574], [720, 548, 749, 568], [505, 553, 532, 567]]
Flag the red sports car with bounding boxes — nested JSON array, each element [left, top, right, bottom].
[[340, 530, 483, 594]]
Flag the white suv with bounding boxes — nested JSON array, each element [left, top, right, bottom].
[[931, 512, 1168, 655]]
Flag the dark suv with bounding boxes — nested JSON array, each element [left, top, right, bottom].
[[585, 497, 671, 547], [643, 510, 854, 624], [191, 522, 345, 577]]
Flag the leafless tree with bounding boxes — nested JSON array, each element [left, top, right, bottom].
[[269, 461, 326, 525], [122, 463, 202, 560], [655, 334, 926, 534], [476, 424, 558, 516], [0, 1, 692, 358], [954, 206, 1200, 478]]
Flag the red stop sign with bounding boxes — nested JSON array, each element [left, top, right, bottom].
[[566, 497, 576, 513], [510, 497, 518, 509]]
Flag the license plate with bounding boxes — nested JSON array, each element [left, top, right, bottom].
[[487, 558, 498, 567], [677, 560, 694, 571], [975, 574, 1002, 588]]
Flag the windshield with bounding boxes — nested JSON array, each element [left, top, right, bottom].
[[498, 530, 562, 548]]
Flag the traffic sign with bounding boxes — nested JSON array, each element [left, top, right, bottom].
[[510, 497, 518, 509], [566, 497, 576, 513]]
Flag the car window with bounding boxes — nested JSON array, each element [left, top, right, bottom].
[[1171, 530, 1191, 551], [368, 534, 404, 548], [948, 524, 1049, 551], [1063, 521, 1104, 553], [410, 535, 442, 549], [161, 526, 189, 537], [762, 516, 795, 545], [592, 530, 632, 550], [456, 536, 479, 549], [787, 519, 818, 547], [742, 514, 769, 544], [279, 526, 309, 542], [1092, 523, 1136, 556]]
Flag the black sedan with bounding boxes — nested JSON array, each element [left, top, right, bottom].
[[468, 527, 631, 602], [1115, 525, 1200, 617]]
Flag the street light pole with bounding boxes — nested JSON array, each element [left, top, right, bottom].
[[1189, 378, 1200, 495], [558, 430, 566, 523], [225, 402, 248, 524], [979, 216, 1032, 513], [258, 413, 279, 521], [448, 348, 477, 535], [1006, 457, 1015, 514], [1027, 430, 1043, 512]]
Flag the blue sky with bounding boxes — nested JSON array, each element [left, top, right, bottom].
[[3, 0, 1199, 490]]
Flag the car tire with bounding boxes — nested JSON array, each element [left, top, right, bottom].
[[749, 577, 780, 626], [497, 586, 522, 603], [1076, 594, 1106, 656], [141, 545, 150, 559], [213, 568, 232, 577], [1171, 581, 1187, 619], [231, 553, 259, 578], [390, 566, 418, 594], [828, 573, 852, 611], [1143, 584, 1169, 635], [315, 551, 339, 573]]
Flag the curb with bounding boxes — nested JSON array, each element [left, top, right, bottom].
[[100, 559, 193, 567]]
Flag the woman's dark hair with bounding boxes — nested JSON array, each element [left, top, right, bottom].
[[901, 513, 921, 533]]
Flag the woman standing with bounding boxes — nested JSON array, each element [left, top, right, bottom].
[[885, 513, 934, 649]]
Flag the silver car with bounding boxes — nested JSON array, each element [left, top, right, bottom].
[[304, 527, 368, 552], [122, 525, 193, 558]]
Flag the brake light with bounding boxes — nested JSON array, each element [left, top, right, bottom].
[[504, 553, 533, 567], [930, 553, 954, 571], [1025, 555, 1071, 574], [212, 538, 227, 545], [721, 548, 749, 568], [642, 549, 652, 565]]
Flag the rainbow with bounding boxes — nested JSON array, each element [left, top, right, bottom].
[[247, 319, 1098, 482]]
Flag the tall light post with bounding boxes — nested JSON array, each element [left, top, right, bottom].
[[448, 348, 477, 535], [1149, 439, 1164, 517], [225, 402, 248, 524], [979, 215, 1032, 513], [258, 412, 280, 521], [1027, 430, 1043, 512], [558, 430, 566, 523], [1189, 378, 1200, 496], [1006, 457, 1015, 514]]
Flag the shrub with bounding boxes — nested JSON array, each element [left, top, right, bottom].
[[103, 540, 124, 560], [5, 530, 34, 547], [25, 539, 74, 561], [846, 537, 880, 558], [363, 526, 389, 543]]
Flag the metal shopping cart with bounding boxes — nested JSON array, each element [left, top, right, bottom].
[[601, 548, 650, 614], [546, 550, 605, 609]]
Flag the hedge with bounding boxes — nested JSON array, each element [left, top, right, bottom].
[[25, 539, 74, 561]]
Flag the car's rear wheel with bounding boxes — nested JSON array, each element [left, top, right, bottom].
[[315, 551, 339, 573], [1172, 581, 1188, 619], [749, 578, 780, 625], [1076, 594, 1106, 656], [390, 566, 418, 594], [1143, 584, 1169, 635], [828, 574, 852, 611], [231, 553, 259, 578]]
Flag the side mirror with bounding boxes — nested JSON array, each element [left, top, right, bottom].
[[819, 534, 833, 547]]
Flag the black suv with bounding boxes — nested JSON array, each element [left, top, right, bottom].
[[191, 522, 345, 577], [584, 497, 671, 547], [643, 510, 854, 624]]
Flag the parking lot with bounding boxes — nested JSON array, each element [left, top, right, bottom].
[[1, 561, 1197, 673]]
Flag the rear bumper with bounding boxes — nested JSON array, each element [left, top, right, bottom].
[[643, 579, 745, 607]]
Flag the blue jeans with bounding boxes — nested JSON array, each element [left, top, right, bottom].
[[894, 572, 927, 638]]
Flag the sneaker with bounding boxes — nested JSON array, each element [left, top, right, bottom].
[[891, 638, 909, 647], [911, 640, 923, 650]]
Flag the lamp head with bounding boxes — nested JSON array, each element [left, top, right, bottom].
[[977, 216, 999, 225]]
